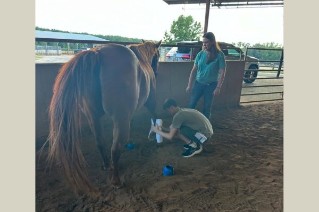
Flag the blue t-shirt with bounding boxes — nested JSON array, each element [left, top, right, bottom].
[[194, 50, 226, 84]]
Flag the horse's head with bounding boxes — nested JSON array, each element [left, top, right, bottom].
[[141, 40, 162, 76], [128, 40, 162, 76]]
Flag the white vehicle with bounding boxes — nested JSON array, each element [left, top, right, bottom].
[[165, 47, 191, 61]]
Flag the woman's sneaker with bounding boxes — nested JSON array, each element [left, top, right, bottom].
[[182, 144, 203, 158]]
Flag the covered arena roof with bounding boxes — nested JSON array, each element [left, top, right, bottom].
[[35, 30, 108, 43], [162, 0, 284, 8], [162, 0, 283, 32]]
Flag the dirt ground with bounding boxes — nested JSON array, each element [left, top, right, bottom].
[[36, 101, 283, 212]]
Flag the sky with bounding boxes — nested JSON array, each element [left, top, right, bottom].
[[35, 0, 283, 45]]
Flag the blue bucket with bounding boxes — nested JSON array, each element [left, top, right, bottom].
[[162, 165, 174, 176], [125, 143, 135, 150]]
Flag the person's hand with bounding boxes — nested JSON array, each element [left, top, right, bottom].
[[151, 125, 160, 133]]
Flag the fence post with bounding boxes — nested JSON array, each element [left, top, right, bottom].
[[277, 49, 284, 78]]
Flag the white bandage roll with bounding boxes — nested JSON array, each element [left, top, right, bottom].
[[155, 119, 163, 143]]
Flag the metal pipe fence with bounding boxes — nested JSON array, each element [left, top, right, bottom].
[[35, 37, 284, 104], [240, 47, 284, 104]]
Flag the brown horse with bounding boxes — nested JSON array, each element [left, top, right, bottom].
[[47, 40, 161, 194]]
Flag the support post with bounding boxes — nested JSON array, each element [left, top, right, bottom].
[[204, 0, 210, 33]]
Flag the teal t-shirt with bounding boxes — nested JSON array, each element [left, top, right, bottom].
[[194, 50, 226, 84]]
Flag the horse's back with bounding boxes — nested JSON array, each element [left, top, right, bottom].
[[97, 44, 138, 69]]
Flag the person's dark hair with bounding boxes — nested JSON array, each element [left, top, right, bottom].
[[163, 98, 177, 110], [203, 32, 215, 42], [203, 32, 221, 53]]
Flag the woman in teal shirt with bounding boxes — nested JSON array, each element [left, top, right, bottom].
[[186, 32, 226, 119]]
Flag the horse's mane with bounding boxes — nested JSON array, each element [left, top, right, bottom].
[[128, 41, 158, 65]]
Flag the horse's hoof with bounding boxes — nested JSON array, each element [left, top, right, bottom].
[[110, 176, 124, 189], [111, 181, 124, 189], [148, 131, 156, 141], [148, 136, 156, 142]]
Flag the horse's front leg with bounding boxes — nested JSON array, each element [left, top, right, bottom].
[[110, 117, 130, 188], [144, 85, 159, 141], [145, 84, 158, 122]]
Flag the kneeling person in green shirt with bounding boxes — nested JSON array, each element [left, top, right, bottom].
[[151, 98, 213, 158]]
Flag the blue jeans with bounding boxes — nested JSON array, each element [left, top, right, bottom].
[[188, 80, 218, 119]]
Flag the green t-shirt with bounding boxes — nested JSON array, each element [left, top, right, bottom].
[[171, 108, 213, 138], [194, 50, 226, 84]]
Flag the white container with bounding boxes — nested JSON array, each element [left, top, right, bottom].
[[148, 119, 163, 143], [155, 119, 163, 143]]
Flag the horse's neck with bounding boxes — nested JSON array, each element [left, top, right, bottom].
[[130, 45, 151, 64]]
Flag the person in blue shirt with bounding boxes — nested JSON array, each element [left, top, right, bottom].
[[186, 32, 226, 119]]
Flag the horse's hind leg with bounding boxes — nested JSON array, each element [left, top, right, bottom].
[[93, 116, 109, 170], [110, 117, 130, 188]]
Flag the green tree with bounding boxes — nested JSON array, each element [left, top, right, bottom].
[[248, 42, 283, 62], [163, 15, 202, 44], [35, 27, 142, 43], [93, 34, 141, 43]]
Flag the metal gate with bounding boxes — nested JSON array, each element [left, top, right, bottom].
[[240, 47, 284, 104]]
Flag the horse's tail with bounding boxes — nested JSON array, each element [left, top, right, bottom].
[[47, 50, 102, 194]]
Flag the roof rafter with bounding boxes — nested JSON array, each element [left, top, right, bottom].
[[163, 0, 283, 8]]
